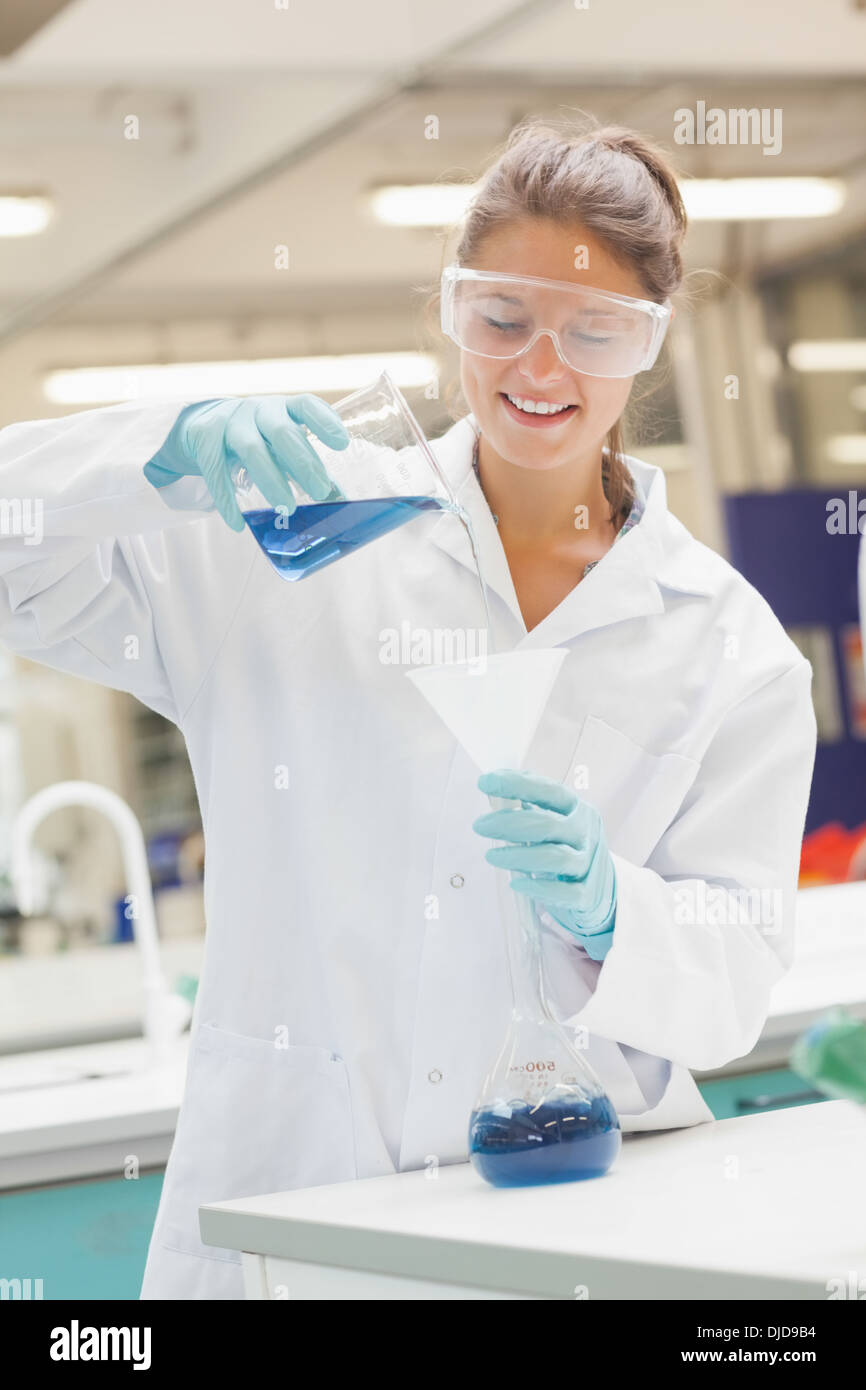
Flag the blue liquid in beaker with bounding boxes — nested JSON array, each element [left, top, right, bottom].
[[243, 497, 447, 581], [468, 1093, 620, 1188]]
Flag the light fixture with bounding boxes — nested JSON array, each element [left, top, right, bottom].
[[0, 194, 53, 237], [367, 183, 479, 227], [788, 341, 866, 373], [367, 177, 845, 227], [43, 352, 438, 405], [826, 435, 866, 466], [680, 178, 845, 221]]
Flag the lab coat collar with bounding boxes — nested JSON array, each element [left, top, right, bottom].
[[426, 412, 719, 645]]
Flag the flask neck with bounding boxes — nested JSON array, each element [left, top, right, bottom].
[[506, 886, 551, 1020], [489, 795, 553, 1021]]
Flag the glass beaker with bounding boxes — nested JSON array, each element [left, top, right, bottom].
[[230, 371, 457, 581], [469, 801, 622, 1188]]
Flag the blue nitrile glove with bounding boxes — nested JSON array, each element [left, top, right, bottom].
[[473, 769, 617, 961], [143, 394, 350, 532]]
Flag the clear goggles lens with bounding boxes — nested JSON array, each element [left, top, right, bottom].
[[441, 267, 671, 378]]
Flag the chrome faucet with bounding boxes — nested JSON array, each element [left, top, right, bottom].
[[11, 781, 191, 1063]]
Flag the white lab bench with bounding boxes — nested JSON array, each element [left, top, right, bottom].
[[697, 881, 866, 1078], [0, 882, 863, 1191], [0, 1037, 189, 1188], [0, 937, 202, 1188], [200, 1097, 866, 1300]]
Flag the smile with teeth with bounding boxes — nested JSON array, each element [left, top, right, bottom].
[[503, 393, 577, 416]]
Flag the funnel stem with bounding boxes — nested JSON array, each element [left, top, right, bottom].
[[489, 794, 550, 1021]]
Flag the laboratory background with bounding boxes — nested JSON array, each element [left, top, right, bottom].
[[1, 0, 866, 1306]]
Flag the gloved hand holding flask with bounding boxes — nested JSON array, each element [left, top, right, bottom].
[[473, 768, 617, 961], [143, 394, 350, 532]]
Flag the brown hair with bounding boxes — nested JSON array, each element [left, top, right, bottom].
[[435, 113, 689, 526]]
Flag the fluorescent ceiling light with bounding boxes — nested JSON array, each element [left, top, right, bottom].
[[368, 183, 479, 227], [0, 195, 53, 237], [826, 435, 866, 466], [680, 178, 845, 220], [788, 341, 866, 372], [44, 352, 438, 405], [368, 177, 844, 227]]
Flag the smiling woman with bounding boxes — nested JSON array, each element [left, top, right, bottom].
[[428, 115, 689, 629], [0, 102, 818, 1303]]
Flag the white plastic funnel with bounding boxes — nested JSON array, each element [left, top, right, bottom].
[[406, 649, 567, 771]]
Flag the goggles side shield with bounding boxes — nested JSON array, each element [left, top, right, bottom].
[[441, 265, 671, 378]]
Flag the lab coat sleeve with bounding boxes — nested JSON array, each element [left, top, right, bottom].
[[570, 657, 817, 1071], [0, 398, 248, 723]]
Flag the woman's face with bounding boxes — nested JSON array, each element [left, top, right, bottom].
[[458, 218, 649, 472]]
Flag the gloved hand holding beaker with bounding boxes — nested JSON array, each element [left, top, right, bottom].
[[474, 768, 617, 961], [143, 395, 350, 532]]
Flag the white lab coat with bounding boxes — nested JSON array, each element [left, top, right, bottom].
[[0, 400, 816, 1301]]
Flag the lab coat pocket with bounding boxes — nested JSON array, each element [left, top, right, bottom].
[[159, 1023, 357, 1264], [563, 714, 700, 866]]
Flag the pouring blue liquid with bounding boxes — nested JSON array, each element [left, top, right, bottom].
[[242, 492, 493, 647], [243, 497, 448, 581]]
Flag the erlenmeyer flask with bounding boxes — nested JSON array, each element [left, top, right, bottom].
[[406, 650, 621, 1188], [230, 372, 457, 582], [469, 799, 622, 1188]]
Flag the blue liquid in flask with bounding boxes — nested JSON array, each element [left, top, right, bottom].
[[469, 1092, 620, 1188], [243, 496, 446, 581]]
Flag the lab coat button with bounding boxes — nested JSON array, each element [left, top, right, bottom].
[[449, 873, 465, 888], [427, 1068, 443, 1084]]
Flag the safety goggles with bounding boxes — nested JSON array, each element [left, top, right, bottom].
[[440, 265, 672, 378]]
